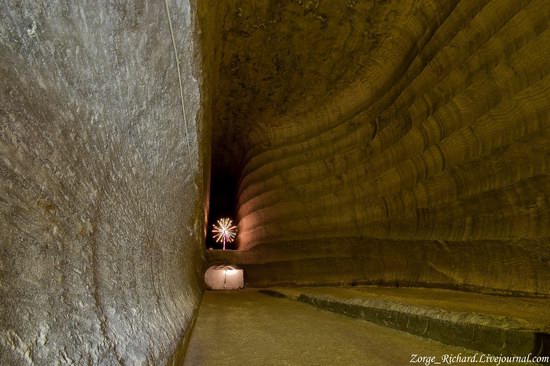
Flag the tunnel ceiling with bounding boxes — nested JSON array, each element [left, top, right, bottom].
[[212, 0, 410, 174]]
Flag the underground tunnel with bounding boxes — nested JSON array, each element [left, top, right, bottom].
[[1, 0, 550, 365]]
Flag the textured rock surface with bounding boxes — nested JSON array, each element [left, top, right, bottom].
[[0, 0, 210, 364], [209, 0, 550, 294], [184, 290, 480, 366]]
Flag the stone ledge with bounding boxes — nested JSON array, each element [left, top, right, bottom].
[[260, 288, 550, 359]]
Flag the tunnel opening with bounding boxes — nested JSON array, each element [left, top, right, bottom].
[[206, 167, 240, 250], [206, 126, 249, 250]]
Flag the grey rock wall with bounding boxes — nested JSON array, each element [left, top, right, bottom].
[[0, 0, 209, 364]]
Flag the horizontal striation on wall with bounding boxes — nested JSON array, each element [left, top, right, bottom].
[[233, 0, 550, 294]]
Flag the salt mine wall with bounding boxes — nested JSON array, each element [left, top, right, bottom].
[[227, 0, 550, 295], [0, 0, 210, 364]]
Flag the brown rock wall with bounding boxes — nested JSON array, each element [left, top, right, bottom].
[[228, 0, 550, 293]]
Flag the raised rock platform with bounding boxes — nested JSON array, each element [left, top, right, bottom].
[[261, 287, 550, 359]]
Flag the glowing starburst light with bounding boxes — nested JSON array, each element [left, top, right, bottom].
[[212, 218, 237, 250]]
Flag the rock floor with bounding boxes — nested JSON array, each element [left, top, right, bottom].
[[184, 289, 495, 366]]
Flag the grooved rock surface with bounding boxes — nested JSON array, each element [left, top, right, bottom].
[[0, 0, 210, 364], [211, 0, 550, 294]]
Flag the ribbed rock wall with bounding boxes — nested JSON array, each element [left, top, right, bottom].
[[0, 0, 210, 364], [235, 0, 550, 294]]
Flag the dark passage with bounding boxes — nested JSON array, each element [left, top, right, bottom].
[[206, 168, 239, 249]]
